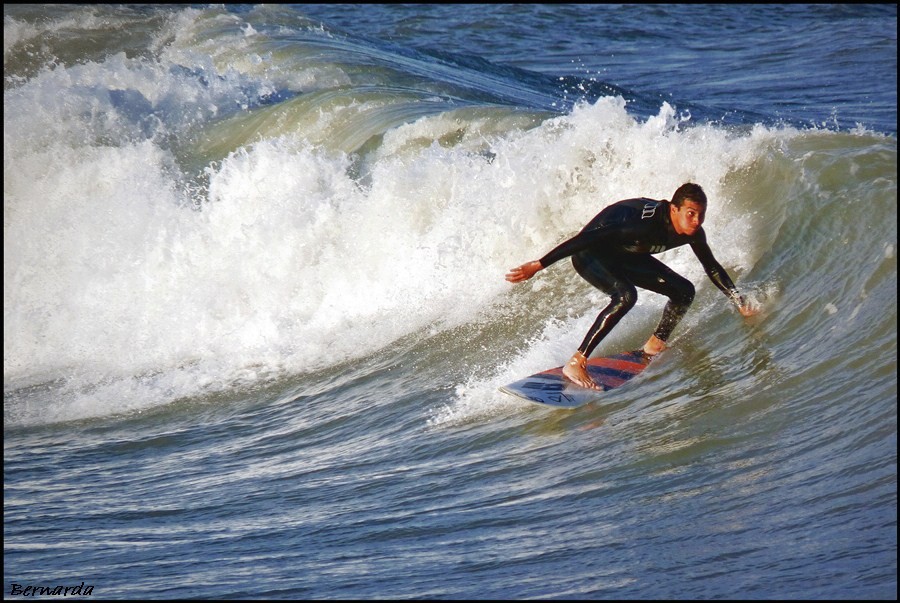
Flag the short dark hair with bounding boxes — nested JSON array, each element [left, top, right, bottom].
[[671, 183, 707, 207]]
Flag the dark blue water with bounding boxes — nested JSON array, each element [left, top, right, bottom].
[[293, 3, 897, 133], [4, 4, 896, 599]]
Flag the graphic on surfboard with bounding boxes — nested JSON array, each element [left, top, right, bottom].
[[499, 350, 651, 408]]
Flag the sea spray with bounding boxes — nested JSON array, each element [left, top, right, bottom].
[[5, 90, 794, 426], [4, 5, 889, 428]]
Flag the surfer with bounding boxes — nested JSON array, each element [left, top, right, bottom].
[[505, 183, 758, 390]]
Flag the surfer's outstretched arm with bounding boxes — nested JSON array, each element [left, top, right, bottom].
[[505, 260, 543, 283]]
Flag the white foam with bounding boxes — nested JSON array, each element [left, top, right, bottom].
[[4, 14, 789, 425]]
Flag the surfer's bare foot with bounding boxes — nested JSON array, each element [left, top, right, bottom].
[[563, 352, 601, 390], [642, 335, 668, 356]]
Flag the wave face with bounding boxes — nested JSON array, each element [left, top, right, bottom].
[[4, 5, 897, 600]]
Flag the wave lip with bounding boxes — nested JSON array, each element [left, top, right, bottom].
[[4, 5, 897, 427]]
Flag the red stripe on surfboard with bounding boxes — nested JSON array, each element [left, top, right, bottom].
[[587, 357, 647, 374], [536, 354, 647, 377], [536, 367, 565, 376]]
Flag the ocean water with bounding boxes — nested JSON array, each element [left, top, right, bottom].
[[4, 4, 896, 599]]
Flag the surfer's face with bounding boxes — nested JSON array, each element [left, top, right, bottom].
[[671, 200, 706, 236]]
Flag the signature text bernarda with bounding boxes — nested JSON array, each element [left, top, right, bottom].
[[9, 582, 94, 597]]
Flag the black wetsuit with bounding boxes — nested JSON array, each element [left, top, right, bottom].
[[538, 197, 743, 357]]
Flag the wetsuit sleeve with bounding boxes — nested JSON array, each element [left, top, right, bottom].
[[538, 208, 636, 267], [691, 231, 745, 306], [538, 230, 603, 268]]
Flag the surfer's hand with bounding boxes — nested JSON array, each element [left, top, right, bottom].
[[739, 302, 760, 317], [505, 261, 542, 283]]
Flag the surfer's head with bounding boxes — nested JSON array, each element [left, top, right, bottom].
[[670, 183, 707, 236], [671, 182, 707, 208]]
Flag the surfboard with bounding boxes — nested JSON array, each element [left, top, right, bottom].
[[499, 350, 651, 408]]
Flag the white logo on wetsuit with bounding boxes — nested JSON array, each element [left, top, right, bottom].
[[641, 202, 657, 219]]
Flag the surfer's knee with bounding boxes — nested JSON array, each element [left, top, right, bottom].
[[612, 285, 638, 313], [671, 279, 694, 307]]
